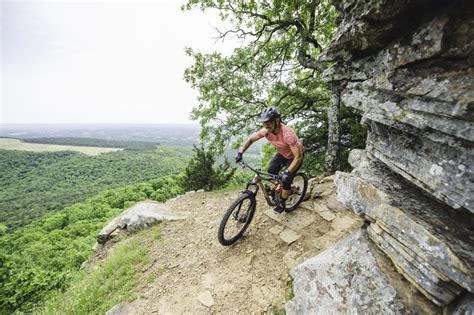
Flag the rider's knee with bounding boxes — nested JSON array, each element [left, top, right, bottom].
[[282, 176, 292, 190]]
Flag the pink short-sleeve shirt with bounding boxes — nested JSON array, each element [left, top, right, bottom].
[[255, 124, 303, 159]]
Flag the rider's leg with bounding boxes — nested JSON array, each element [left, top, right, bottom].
[[268, 154, 292, 212], [281, 154, 304, 200], [267, 153, 286, 175]]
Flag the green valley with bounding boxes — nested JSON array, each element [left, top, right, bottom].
[[0, 143, 188, 231]]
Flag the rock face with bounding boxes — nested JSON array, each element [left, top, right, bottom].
[[295, 0, 474, 312], [97, 201, 187, 244], [336, 151, 473, 305], [324, 0, 474, 213], [286, 229, 438, 314]]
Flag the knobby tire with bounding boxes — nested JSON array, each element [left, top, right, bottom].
[[285, 172, 308, 212], [218, 192, 256, 246]]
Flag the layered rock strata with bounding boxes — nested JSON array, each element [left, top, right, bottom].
[[324, 0, 473, 212], [336, 150, 473, 305], [318, 0, 473, 310]]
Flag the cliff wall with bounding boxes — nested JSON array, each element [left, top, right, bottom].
[[299, 0, 472, 312]]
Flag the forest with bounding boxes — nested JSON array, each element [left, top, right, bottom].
[[0, 144, 187, 231], [0, 175, 186, 312]]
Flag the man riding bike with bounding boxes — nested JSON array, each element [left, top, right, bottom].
[[235, 107, 304, 213]]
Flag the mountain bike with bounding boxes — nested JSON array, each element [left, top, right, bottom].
[[218, 160, 308, 246]]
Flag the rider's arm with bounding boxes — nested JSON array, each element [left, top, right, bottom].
[[287, 145, 303, 173], [239, 133, 262, 154]]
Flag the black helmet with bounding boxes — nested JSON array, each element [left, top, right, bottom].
[[258, 107, 280, 123]]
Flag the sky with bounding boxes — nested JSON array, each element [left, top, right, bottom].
[[1, 0, 238, 124]]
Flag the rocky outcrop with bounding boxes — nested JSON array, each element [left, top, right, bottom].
[[325, 0, 473, 214], [286, 229, 439, 314], [293, 0, 473, 311], [336, 150, 473, 305], [97, 201, 187, 244]]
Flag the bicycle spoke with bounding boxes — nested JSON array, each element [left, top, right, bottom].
[[285, 173, 308, 212], [218, 192, 256, 246]]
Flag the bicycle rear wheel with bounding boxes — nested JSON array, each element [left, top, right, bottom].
[[285, 173, 308, 212], [218, 192, 256, 246]]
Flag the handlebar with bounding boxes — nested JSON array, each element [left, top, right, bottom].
[[238, 160, 280, 181]]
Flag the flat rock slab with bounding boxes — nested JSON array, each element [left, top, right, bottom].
[[197, 290, 214, 308], [331, 216, 362, 232], [279, 229, 301, 245], [264, 208, 316, 232], [269, 225, 284, 235], [311, 182, 335, 197], [284, 249, 302, 269], [321, 175, 335, 183], [286, 230, 411, 314], [319, 210, 336, 221]]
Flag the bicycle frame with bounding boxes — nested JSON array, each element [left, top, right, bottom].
[[218, 160, 308, 245], [239, 161, 280, 207]]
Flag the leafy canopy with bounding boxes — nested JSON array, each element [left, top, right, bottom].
[[183, 1, 341, 173], [182, 144, 236, 191]]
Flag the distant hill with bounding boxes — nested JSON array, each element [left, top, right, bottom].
[[0, 123, 201, 147], [23, 137, 159, 151]]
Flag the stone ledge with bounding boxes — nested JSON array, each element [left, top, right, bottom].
[[335, 151, 474, 303], [366, 122, 473, 213], [341, 83, 474, 142], [368, 223, 462, 305]]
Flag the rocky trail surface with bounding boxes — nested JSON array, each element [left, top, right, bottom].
[[104, 177, 363, 314]]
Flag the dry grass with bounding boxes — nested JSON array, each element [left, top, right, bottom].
[[0, 138, 122, 156]]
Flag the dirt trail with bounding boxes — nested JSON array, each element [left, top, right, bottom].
[[108, 179, 363, 314]]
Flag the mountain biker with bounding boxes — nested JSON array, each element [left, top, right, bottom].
[[235, 107, 304, 213]]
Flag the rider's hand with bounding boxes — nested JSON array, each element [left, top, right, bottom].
[[282, 169, 291, 182], [234, 152, 243, 163]]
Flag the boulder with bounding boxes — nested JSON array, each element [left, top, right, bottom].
[[286, 229, 438, 314], [97, 200, 187, 244]]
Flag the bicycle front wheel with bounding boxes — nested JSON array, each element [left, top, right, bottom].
[[286, 173, 308, 212], [218, 192, 256, 246]]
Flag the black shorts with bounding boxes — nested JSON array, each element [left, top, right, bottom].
[[267, 153, 303, 190]]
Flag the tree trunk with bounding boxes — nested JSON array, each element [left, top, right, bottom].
[[323, 83, 342, 176]]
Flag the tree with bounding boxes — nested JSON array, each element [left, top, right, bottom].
[[183, 0, 350, 175], [182, 144, 236, 191]]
